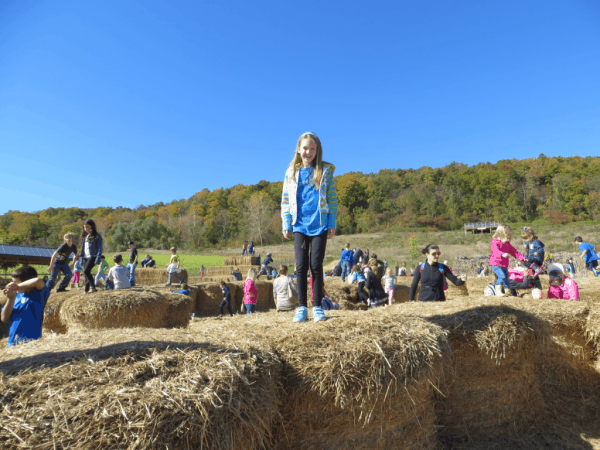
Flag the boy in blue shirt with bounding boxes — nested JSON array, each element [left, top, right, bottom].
[[340, 243, 354, 283], [171, 283, 190, 296], [2, 266, 50, 347], [575, 236, 599, 276]]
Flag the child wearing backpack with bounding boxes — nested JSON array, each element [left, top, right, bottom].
[[409, 244, 466, 302]]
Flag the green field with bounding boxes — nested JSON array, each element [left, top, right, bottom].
[[24, 253, 225, 278]]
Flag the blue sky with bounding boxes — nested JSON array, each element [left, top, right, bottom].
[[1, 0, 599, 214]]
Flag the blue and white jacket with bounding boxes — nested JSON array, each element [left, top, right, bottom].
[[281, 162, 338, 231], [525, 239, 545, 265]]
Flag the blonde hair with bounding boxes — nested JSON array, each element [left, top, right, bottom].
[[247, 268, 257, 282], [385, 266, 394, 276], [288, 132, 328, 187], [521, 227, 538, 241], [170, 247, 177, 253], [493, 224, 513, 242], [278, 264, 288, 277], [63, 232, 75, 242]]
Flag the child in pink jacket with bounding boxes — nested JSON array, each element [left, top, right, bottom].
[[547, 265, 579, 300], [489, 224, 526, 296], [243, 268, 258, 314]]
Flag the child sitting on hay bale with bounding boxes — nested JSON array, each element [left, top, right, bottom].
[[350, 264, 368, 303], [231, 267, 243, 281], [547, 264, 580, 300], [243, 268, 258, 314], [273, 265, 297, 312], [165, 247, 185, 286], [106, 254, 131, 290], [219, 281, 233, 317], [1, 266, 50, 347], [364, 266, 388, 306]]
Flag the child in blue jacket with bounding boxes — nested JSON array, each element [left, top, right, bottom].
[[521, 227, 544, 288]]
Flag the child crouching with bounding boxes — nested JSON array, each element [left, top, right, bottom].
[[106, 254, 131, 290]]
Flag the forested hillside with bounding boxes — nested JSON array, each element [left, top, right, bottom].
[[1, 155, 599, 252]]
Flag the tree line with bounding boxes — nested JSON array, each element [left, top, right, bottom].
[[1, 155, 599, 252]]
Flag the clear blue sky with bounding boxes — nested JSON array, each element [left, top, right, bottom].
[[1, 0, 599, 214]]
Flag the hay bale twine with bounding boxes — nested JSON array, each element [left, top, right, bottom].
[[59, 288, 168, 331], [161, 293, 195, 328]]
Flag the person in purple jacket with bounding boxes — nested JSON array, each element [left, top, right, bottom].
[[489, 224, 527, 296]]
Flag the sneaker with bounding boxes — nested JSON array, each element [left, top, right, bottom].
[[293, 306, 308, 322], [165, 283, 171, 286], [367, 299, 372, 307], [313, 306, 327, 322]]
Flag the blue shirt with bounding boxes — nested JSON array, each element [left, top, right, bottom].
[[579, 242, 599, 263], [3, 286, 50, 347], [172, 289, 190, 296], [292, 167, 327, 236]]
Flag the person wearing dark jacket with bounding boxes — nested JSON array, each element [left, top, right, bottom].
[[364, 266, 387, 306], [79, 219, 103, 294], [353, 248, 363, 265], [409, 244, 466, 302], [521, 228, 544, 289]]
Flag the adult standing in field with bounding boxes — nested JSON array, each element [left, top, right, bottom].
[[574, 236, 599, 276], [249, 241, 255, 256], [409, 244, 466, 302], [165, 247, 185, 285], [46, 232, 79, 292], [242, 241, 248, 256], [340, 243, 354, 283], [80, 219, 103, 294], [127, 241, 138, 287], [281, 131, 337, 323]]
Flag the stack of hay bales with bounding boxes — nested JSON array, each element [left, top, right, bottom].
[[323, 259, 340, 275], [224, 256, 259, 266], [0, 329, 281, 450], [135, 268, 188, 286]]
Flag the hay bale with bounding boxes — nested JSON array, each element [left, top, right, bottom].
[[255, 280, 275, 310], [223, 256, 259, 266], [134, 268, 188, 286], [195, 282, 224, 317], [323, 259, 340, 275], [59, 288, 168, 330], [161, 292, 195, 328], [445, 280, 469, 299], [42, 291, 73, 334], [0, 328, 281, 450], [206, 265, 256, 276]]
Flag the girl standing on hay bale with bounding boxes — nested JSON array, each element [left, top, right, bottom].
[[80, 219, 103, 294], [382, 266, 396, 306], [489, 224, 527, 297], [166, 247, 185, 286], [281, 132, 337, 323], [409, 244, 466, 302], [273, 265, 297, 312], [243, 268, 258, 314]]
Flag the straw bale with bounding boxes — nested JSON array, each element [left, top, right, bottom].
[[134, 267, 189, 286], [42, 290, 73, 334], [0, 328, 281, 450], [188, 275, 231, 283], [323, 259, 340, 275], [585, 302, 600, 351], [445, 280, 469, 299], [223, 256, 259, 266], [59, 288, 169, 330], [195, 282, 225, 316], [191, 310, 449, 450], [161, 292, 195, 328], [255, 280, 275, 310], [206, 265, 256, 276]]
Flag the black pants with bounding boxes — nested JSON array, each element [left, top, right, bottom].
[[220, 300, 233, 316], [357, 281, 368, 302], [81, 257, 96, 292], [294, 231, 328, 308]]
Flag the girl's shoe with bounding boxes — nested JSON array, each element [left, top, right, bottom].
[[293, 306, 308, 322], [313, 306, 327, 322]]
